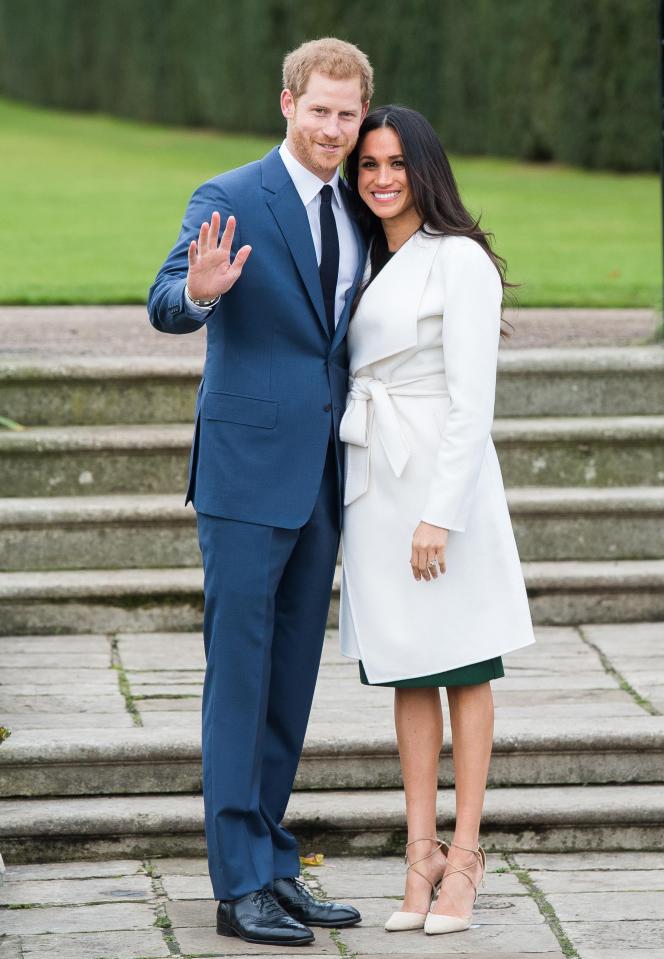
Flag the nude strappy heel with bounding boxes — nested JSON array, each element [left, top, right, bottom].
[[384, 837, 449, 932], [424, 840, 486, 935]]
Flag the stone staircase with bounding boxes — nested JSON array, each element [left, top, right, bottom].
[[1, 340, 663, 863]]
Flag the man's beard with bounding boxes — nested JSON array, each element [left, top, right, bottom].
[[290, 124, 348, 177]]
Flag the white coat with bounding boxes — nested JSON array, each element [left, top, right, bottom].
[[338, 230, 535, 684]]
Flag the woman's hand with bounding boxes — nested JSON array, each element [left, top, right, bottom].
[[410, 521, 448, 582], [187, 212, 252, 301]]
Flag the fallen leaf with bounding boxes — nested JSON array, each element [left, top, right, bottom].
[[300, 853, 325, 867], [0, 416, 26, 431]]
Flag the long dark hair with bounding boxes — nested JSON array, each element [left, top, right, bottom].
[[345, 105, 514, 325]]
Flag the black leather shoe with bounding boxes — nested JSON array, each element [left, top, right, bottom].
[[273, 876, 362, 928], [216, 888, 315, 945]]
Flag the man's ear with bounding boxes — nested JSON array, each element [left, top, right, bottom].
[[281, 88, 296, 120], [360, 101, 370, 122]]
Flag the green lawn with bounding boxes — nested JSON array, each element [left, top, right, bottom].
[[0, 96, 660, 307]]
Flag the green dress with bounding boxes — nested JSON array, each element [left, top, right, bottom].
[[359, 656, 504, 687]]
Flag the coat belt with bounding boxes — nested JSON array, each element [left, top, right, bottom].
[[339, 372, 449, 505]]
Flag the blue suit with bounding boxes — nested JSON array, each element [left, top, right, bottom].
[[148, 147, 365, 899]]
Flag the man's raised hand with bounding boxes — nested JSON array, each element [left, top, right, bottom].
[[187, 212, 252, 301]]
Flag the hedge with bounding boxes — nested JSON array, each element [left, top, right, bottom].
[[0, 0, 658, 170]]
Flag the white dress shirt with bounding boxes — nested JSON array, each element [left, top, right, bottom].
[[185, 141, 359, 326], [278, 140, 359, 327]]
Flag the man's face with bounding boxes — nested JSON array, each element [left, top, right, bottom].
[[281, 71, 368, 181]]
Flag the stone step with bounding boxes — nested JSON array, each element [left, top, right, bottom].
[[1, 415, 663, 497], [508, 487, 664, 561], [2, 719, 663, 799], [0, 424, 191, 497], [0, 356, 202, 427], [1, 784, 662, 863], [2, 487, 663, 571], [2, 347, 663, 426], [495, 346, 664, 416], [0, 495, 197, 571], [1, 560, 664, 634]]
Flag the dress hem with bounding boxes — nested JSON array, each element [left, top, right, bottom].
[[343, 632, 535, 685], [359, 656, 504, 688]]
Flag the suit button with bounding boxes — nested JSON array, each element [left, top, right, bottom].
[[323, 404, 332, 412]]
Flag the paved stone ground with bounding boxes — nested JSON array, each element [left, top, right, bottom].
[[0, 306, 659, 357], [1, 850, 663, 958], [2, 624, 662, 737], [2, 624, 663, 956]]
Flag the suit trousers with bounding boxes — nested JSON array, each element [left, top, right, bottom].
[[195, 438, 340, 901]]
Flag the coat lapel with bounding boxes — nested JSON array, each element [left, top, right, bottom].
[[262, 148, 328, 339], [348, 230, 442, 373]]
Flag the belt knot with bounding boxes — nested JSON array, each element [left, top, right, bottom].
[[339, 371, 449, 505]]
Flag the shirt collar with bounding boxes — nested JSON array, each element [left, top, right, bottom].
[[279, 140, 343, 208]]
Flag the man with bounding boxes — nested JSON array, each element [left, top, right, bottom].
[[148, 37, 372, 947]]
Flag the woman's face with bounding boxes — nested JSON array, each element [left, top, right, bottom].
[[357, 126, 415, 222]]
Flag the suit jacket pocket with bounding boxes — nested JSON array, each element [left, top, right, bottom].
[[202, 390, 278, 429]]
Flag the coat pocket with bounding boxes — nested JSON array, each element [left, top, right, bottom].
[[202, 390, 278, 429]]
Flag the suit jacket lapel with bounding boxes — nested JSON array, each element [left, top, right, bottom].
[[332, 183, 366, 349], [262, 149, 328, 339]]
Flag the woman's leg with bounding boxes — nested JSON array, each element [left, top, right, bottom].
[[432, 681, 494, 917], [394, 687, 448, 913]]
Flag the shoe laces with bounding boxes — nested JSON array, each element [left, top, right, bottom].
[[290, 876, 319, 902], [252, 888, 284, 918]]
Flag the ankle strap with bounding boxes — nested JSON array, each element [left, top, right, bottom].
[[441, 842, 487, 901], [404, 837, 449, 893], [405, 837, 446, 852], [405, 837, 449, 860], [450, 840, 479, 853]]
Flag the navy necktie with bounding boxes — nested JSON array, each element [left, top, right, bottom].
[[318, 184, 339, 340]]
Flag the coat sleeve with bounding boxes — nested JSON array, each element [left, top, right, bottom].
[[147, 179, 236, 335], [420, 237, 503, 532]]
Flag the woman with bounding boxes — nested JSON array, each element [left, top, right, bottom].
[[339, 106, 535, 936]]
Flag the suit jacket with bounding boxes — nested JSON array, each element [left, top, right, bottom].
[[148, 147, 366, 528]]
